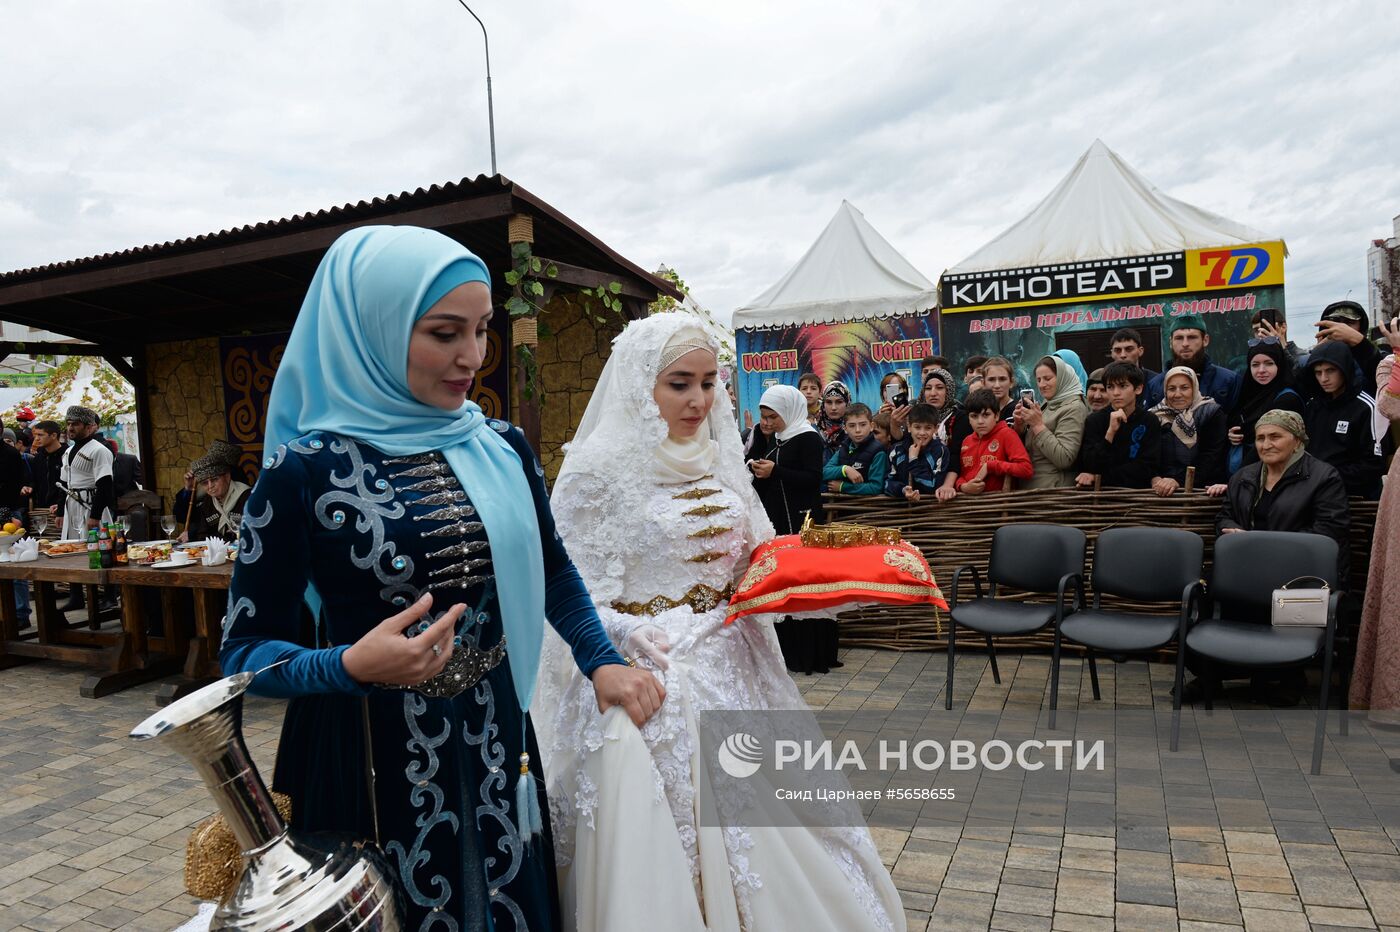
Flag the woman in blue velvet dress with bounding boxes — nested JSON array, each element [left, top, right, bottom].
[[219, 225, 663, 932]]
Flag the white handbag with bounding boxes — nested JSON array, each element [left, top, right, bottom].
[[1270, 576, 1330, 627]]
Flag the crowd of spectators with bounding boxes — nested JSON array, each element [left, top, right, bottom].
[[739, 302, 1400, 706]]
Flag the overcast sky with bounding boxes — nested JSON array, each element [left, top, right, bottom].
[[3, 1, 1398, 332]]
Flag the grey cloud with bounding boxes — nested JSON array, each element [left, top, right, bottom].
[[1, 0, 1397, 331]]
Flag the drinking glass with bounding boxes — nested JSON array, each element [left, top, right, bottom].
[[160, 514, 176, 538], [118, 514, 131, 536], [33, 513, 48, 537]]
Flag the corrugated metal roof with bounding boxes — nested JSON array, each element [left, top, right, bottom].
[[0, 174, 679, 345]]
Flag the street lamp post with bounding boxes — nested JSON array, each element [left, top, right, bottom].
[[454, 0, 497, 175]]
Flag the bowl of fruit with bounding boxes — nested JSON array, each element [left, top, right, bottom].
[[0, 519, 27, 546]]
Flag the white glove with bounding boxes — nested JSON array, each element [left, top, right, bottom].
[[623, 623, 672, 670]]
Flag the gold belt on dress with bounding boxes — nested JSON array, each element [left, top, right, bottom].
[[611, 583, 734, 617], [381, 636, 507, 699]]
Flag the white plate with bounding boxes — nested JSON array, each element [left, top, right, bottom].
[[150, 559, 198, 570], [136, 539, 174, 547]]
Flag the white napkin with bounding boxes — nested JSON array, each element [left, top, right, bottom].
[[201, 537, 230, 567], [9, 537, 39, 563]]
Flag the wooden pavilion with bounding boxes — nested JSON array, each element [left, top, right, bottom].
[[0, 175, 680, 500]]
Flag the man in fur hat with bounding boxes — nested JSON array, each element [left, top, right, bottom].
[[56, 405, 115, 540], [55, 406, 116, 613], [174, 440, 251, 542]]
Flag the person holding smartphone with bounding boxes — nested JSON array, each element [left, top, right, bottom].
[[1312, 299, 1386, 397], [876, 372, 912, 441], [1249, 307, 1307, 365], [1015, 355, 1088, 489]]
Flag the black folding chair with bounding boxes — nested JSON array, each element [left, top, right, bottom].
[[946, 524, 1085, 711], [1171, 531, 1345, 775], [1049, 527, 1204, 728]]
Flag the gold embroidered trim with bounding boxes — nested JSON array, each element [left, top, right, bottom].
[[725, 580, 941, 617], [883, 546, 930, 582], [687, 525, 733, 539], [739, 553, 779, 591], [687, 551, 728, 563], [673, 487, 722, 500], [612, 583, 735, 617], [683, 504, 727, 517]]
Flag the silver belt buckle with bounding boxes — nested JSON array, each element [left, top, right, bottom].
[[385, 636, 507, 699]]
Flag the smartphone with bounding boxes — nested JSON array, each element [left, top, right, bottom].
[[892, 391, 909, 408], [1019, 389, 1035, 405], [1258, 307, 1282, 328]]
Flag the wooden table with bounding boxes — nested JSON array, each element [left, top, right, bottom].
[[115, 562, 232, 704], [0, 555, 232, 700]]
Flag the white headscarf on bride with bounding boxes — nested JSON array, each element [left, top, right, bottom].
[[555, 314, 754, 496], [536, 315, 774, 751]]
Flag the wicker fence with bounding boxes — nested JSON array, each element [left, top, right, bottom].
[[822, 488, 1379, 653]]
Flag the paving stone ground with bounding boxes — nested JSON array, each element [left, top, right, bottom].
[[3, 648, 1399, 930]]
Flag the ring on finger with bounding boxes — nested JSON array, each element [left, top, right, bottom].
[[431, 644, 442, 657]]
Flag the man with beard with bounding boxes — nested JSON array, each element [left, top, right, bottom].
[[55, 406, 116, 613], [1143, 315, 1240, 411]]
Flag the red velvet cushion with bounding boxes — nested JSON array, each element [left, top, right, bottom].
[[725, 535, 946, 624]]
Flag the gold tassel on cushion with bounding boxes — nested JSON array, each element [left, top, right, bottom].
[[184, 791, 293, 901]]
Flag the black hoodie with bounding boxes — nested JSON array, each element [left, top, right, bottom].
[[1305, 304, 1386, 397], [1301, 340, 1382, 500]]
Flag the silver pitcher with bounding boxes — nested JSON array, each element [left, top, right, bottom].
[[131, 672, 403, 930]]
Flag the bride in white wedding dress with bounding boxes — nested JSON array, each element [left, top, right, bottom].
[[535, 314, 904, 932]]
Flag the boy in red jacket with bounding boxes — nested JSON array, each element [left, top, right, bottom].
[[952, 388, 1033, 495]]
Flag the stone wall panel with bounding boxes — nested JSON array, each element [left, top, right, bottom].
[[145, 339, 225, 506]]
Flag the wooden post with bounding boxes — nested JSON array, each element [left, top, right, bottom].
[[507, 213, 542, 453], [110, 351, 160, 504], [1184, 465, 1196, 494]]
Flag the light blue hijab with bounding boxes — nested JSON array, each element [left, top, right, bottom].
[[1052, 349, 1090, 395], [264, 225, 545, 718]]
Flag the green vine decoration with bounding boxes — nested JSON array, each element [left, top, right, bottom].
[[504, 240, 627, 404], [0, 356, 135, 424]]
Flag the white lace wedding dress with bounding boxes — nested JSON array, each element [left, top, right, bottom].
[[535, 315, 904, 932]]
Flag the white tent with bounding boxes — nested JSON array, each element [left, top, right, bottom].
[[948, 139, 1284, 274], [733, 201, 938, 329]]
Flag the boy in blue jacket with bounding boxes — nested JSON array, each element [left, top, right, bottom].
[[884, 403, 949, 500], [823, 404, 889, 495]]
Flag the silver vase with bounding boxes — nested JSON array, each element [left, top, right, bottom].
[[131, 672, 403, 931]]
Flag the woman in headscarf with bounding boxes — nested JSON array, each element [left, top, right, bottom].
[[1226, 337, 1304, 473], [746, 384, 835, 674], [747, 384, 827, 534], [921, 366, 970, 457], [1193, 409, 1352, 706], [1015, 355, 1088, 489], [1052, 348, 1091, 391], [218, 226, 659, 931], [537, 315, 905, 932], [816, 379, 851, 456], [1149, 366, 1229, 496]]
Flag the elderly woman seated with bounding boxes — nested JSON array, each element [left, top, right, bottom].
[[1215, 409, 1350, 570], [174, 440, 251, 543], [1182, 410, 1352, 706]]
